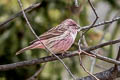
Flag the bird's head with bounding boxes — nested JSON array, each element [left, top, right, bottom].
[[63, 19, 81, 31]]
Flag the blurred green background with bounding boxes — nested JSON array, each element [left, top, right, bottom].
[[0, 0, 120, 80]]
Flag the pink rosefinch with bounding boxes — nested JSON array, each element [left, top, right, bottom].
[[16, 19, 80, 55]]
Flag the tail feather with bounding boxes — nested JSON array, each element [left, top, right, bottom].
[[16, 41, 44, 55], [16, 46, 33, 55]]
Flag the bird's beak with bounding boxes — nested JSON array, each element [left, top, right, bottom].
[[77, 24, 81, 32]]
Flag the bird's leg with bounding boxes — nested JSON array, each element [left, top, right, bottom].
[[61, 51, 67, 57]]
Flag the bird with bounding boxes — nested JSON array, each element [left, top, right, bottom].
[[16, 19, 80, 55]]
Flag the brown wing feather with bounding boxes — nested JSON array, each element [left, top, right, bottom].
[[30, 24, 66, 44]]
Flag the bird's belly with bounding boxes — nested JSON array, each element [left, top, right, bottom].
[[49, 36, 74, 53], [32, 32, 77, 54]]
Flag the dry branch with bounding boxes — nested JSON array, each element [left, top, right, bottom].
[[81, 16, 120, 31], [0, 3, 41, 28], [0, 2, 119, 32], [26, 63, 46, 80], [17, 0, 76, 79], [0, 1, 120, 79], [0, 39, 120, 71], [77, 67, 120, 80], [81, 0, 99, 36], [77, 46, 120, 80]]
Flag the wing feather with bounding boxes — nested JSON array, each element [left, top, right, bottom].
[[30, 24, 66, 44]]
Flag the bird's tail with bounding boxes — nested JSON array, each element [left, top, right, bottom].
[[16, 45, 34, 55]]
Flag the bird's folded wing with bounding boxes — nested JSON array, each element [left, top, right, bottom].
[[30, 24, 66, 44]]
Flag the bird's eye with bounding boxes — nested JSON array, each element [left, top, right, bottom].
[[69, 23, 76, 26]]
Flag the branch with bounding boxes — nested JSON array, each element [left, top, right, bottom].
[[0, 1, 119, 32], [113, 46, 120, 75], [85, 39, 120, 51], [17, 0, 76, 79], [81, 16, 120, 31], [77, 67, 120, 80], [115, 46, 120, 61], [26, 63, 46, 80], [77, 46, 120, 80], [0, 3, 41, 28], [81, 0, 99, 37], [78, 53, 99, 80], [0, 39, 120, 71], [90, 25, 108, 73]]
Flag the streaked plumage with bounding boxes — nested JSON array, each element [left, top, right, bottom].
[[16, 19, 80, 55]]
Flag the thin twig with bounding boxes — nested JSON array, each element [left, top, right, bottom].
[[78, 53, 99, 80], [0, 1, 119, 31], [0, 3, 41, 28], [85, 39, 120, 51], [87, 0, 99, 26], [88, 0, 98, 20], [77, 67, 120, 80], [78, 35, 99, 80], [90, 12, 115, 73], [81, 0, 99, 37], [0, 39, 120, 71], [26, 63, 46, 80], [17, 0, 76, 79], [17, 0, 39, 39], [77, 46, 120, 80], [115, 46, 120, 61], [90, 31, 106, 73], [81, 16, 120, 31], [78, 33, 94, 57]]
